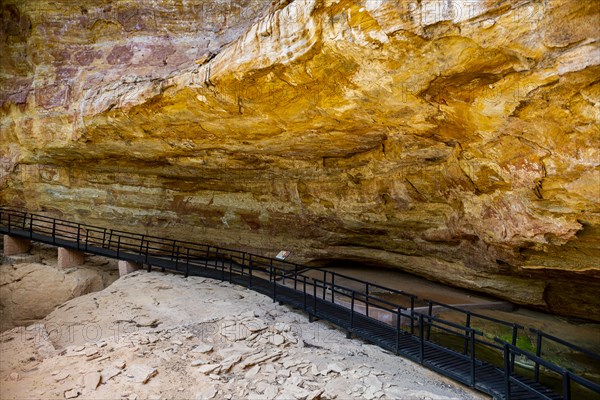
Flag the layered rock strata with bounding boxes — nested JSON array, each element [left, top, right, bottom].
[[1, 0, 599, 319]]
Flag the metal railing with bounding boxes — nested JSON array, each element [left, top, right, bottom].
[[496, 338, 600, 400], [1, 207, 599, 400]]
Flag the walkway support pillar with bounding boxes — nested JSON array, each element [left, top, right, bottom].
[[3, 235, 31, 255], [58, 247, 85, 268], [118, 260, 142, 277]]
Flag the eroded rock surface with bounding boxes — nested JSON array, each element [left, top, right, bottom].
[[0, 245, 118, 331], [1, 1, 599, 319]]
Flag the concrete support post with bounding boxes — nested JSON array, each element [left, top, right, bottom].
[[3, 235, 31, 255], [58, 247, 85, 268], [118, 260, 142, 276]]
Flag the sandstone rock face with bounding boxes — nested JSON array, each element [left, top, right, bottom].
[[1, 1, 599, 320]]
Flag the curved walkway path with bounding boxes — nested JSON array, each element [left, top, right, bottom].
[[1, 208, 599, 400]]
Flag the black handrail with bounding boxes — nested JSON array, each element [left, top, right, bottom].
[[496, 338, 600, 400], [529, 328, 600, 385], [2, 207, 599, 400], [530, 328, 600, 363]]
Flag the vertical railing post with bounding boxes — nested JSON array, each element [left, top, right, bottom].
[[366, 283, 370, 317], [322, 271, 327, 300], [470, 329, 476, 387], [7, 212, 10, 234], [174, 246, 180, 271], [563, 371, 571, 400], [294, 265, 298, 291], [116, 235, 121, 258], [511, 324, 518, 371], [350, 291, 355, 330], [161, 240, 167, 273], [464, 312, 471, 355], [216, 248, 223, 279], [410, 297, 415, 335], [145, 241, 150, 270], [331, 273, 335, 303], [272, 266, 277, 302], [76, 224, 81, 250], [221, 251, 226, 280], [313, 279, 317, 314], [249, 254, 253, 288], [85, 229, 89, 252], [29, 215, 33, 239], [185, 247, 190, 278], [503, 343, 512, 400], [419, 314, 425, 364], [52, 219, 56, 244], [396, 307, 401, 355], [303, 276, 307, 310], [139, 235, 145, 254], [534, 332, 542, 382], [239, 253, 245, 281], [102, 228, 106, 248], [426, 302, 433, 340]]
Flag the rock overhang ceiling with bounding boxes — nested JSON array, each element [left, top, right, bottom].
[[1, 0, 599, 320]]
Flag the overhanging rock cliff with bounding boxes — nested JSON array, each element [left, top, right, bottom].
[[1, 0, 599, 320]]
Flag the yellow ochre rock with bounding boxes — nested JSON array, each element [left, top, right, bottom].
[[1, 1, 599, 320]]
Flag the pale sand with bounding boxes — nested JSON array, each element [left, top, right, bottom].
[[0, 265, 486, 400]]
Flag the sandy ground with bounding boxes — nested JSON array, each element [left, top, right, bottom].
[[0, 269, 487, 400]]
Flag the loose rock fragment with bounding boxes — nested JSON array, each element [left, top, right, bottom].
[[270, 334, 285, 346], [53, 372, 70, 382], [192, 344, 214, 354], [197, 364, 220, 375], [220, 354, 242, 372], [84, 372, 101, 391], [64, 389, 80, 399], [126, 365, 158, 383], [101, 366, 122, 382]]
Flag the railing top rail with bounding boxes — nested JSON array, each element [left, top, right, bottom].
[[530, 328, 600, 362], [496, 338, 600, 394], [496, 338, 564, 372], [417, 312, 483, 334], [570, 373, 600, 394], [425, 299, 524, 329], [2, 209, 109, 231], [324, 270, 418, 299], [311, 277, 405, 311]]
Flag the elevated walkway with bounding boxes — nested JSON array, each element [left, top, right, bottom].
[[1, 208, 599, 400]]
